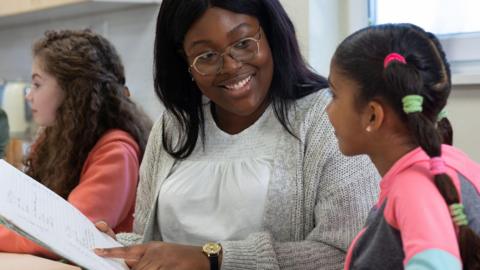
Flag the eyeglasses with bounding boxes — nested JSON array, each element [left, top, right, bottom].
[[188, 28, 262, 76]]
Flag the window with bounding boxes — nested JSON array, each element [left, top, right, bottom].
[[369, 0, 480, 85], [371, 0, 480, 36]]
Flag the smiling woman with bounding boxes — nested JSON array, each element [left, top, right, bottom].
[[94, 1, 380, 270], [182, 8, 273, 134]]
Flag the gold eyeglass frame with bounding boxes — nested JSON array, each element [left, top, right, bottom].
[[188, 28, 262, 76]]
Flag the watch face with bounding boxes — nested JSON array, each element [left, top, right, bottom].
[[203, 243, 221, 255]]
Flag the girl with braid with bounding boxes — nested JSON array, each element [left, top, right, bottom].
[[0, 29, 152, 258], [327, 23, 480, 270]]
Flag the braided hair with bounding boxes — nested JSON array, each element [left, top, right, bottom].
[[333, 23, 480, 269]]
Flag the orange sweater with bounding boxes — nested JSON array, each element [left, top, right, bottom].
[[0, 130, 140, 258]]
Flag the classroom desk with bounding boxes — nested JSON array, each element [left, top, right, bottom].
[[0, 253, 81, 270]]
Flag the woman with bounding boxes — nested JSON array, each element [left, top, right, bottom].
[[0, 29, 152, 258], [96, 1, 379, 269]]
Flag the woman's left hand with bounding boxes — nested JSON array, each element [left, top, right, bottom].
[[94, 241, 211, 270]]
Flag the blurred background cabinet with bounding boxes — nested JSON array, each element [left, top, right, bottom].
[[0, 0, 162, 30], [0, 81, 32, 169], [5, 139, 25, 169]]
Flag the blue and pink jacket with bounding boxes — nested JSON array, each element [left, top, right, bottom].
[[345, 145, 480, 270]]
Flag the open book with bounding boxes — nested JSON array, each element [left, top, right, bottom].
[[0, 160, 129, 270]]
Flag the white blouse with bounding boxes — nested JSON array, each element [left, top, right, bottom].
[[158, 104, 282, 246]]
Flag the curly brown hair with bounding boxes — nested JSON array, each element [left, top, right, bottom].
[[25, 29, 152, 199]]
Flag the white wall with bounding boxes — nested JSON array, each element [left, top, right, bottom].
[[448, 86, 480, 161], [280, 0, 337, 75], [279, 0, 311, 60], [0, 4, 163, 120], [281, 0, 369, 76]]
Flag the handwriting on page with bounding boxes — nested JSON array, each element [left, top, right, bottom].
[[65, 224, 95, 248], [2, 164, 94, 247], [0, 160, 128, 270], [6, 189, 54, 233]]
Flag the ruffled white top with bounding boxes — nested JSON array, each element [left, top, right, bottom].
[[158, 103, 282, 246]]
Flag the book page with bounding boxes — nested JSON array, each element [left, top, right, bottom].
[[0, 160, 129, 270]]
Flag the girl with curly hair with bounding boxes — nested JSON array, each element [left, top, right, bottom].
[[0, 29, 152, 258]]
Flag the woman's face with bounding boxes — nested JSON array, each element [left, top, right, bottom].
[[27, 56, 65, 127], [183, 7, 274, 127]]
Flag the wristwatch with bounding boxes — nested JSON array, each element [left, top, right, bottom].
[[202, 242, 222, 270]]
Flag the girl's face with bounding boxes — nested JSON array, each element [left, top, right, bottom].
[[27, 57, 65, 127], [183, 7, 274, 129], [326, 62, 370, 156]]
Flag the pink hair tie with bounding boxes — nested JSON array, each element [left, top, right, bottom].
[[430, 157, 447, 175], [384, 53, 407, 68]]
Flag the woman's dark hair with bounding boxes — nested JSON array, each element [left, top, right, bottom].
[[26, 29, 152, 199], [333, 23, 479, 269], [154, 0, 327, 159]]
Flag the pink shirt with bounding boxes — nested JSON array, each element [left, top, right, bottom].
[[345, 145, 480, 270]]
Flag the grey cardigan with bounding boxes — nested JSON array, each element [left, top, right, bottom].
[[117, 89, 380, 270]]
